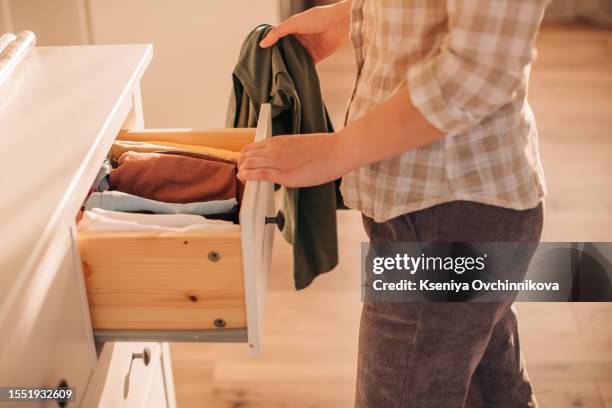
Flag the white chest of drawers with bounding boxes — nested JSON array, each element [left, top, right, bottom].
[[0, 41, 275, 407], [0, 43, 176, 407]]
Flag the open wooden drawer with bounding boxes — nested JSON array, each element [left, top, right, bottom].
[[78, 105, 276, 355]]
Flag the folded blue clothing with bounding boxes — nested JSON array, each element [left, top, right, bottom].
[[85, 191, 238, 216], [93, 157, 112, 192]]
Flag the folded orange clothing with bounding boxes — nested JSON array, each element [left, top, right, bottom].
[[110, 140, 240, 162], [109, 151, 242, 204]]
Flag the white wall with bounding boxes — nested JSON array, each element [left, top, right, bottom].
[[87, 0, 280, 128], [0, 0, 89, 44], [1, 0, 280, 127]]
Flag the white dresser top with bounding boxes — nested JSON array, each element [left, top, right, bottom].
[[0, 44, 152, 314]]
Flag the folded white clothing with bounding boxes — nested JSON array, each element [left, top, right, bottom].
[[88, 208, 229, 227], [78, 208, 239, 233]]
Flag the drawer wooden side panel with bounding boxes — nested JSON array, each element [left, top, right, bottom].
[[79, 230, 246, 330]]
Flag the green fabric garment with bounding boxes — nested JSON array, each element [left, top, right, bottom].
[[226, 24, 339, 290]]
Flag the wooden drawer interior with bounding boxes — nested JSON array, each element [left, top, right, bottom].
[[78, 104, 273, 353], [79, 128, 255, 332]]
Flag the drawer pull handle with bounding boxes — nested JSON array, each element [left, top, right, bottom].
[[214, 318, 226, 328], [55, 379, 68, 408], [265, 210, 285, 232], [124, 347, 151, 399]]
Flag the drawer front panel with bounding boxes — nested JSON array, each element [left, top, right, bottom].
[[144, 353, 170, 408], [239, 104, 274, 355], [0, 229, 96, 403]]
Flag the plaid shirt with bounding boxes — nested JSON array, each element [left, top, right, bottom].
[[341, 0, 549, 222]]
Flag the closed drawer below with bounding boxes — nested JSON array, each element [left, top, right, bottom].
[[81, 342, 168, 407]]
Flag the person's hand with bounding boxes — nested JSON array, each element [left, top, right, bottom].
[[237, 133, 353, 187], [259, 1, 351, 63]]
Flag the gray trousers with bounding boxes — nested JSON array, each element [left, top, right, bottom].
[[356, 201, 543, 408]]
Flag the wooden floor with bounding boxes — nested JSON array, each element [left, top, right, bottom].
[[171, 25, 612, 407]]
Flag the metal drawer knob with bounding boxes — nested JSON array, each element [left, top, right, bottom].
[[56, 379, 69, 408], [265, 209, 285, 231], [124, 347, 151, 399]]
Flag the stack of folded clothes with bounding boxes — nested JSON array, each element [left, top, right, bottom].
[[79, 141, 243, 232]]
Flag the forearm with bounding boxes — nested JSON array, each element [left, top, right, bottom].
[[237, 85, 444, 187], [337, 85, 444, 171]]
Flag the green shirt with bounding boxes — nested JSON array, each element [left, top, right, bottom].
[[227, 24, 339, 290]]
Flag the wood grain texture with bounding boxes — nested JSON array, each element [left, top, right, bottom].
[[117, 128, 255, 151], [79, 230, 247, 330]]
